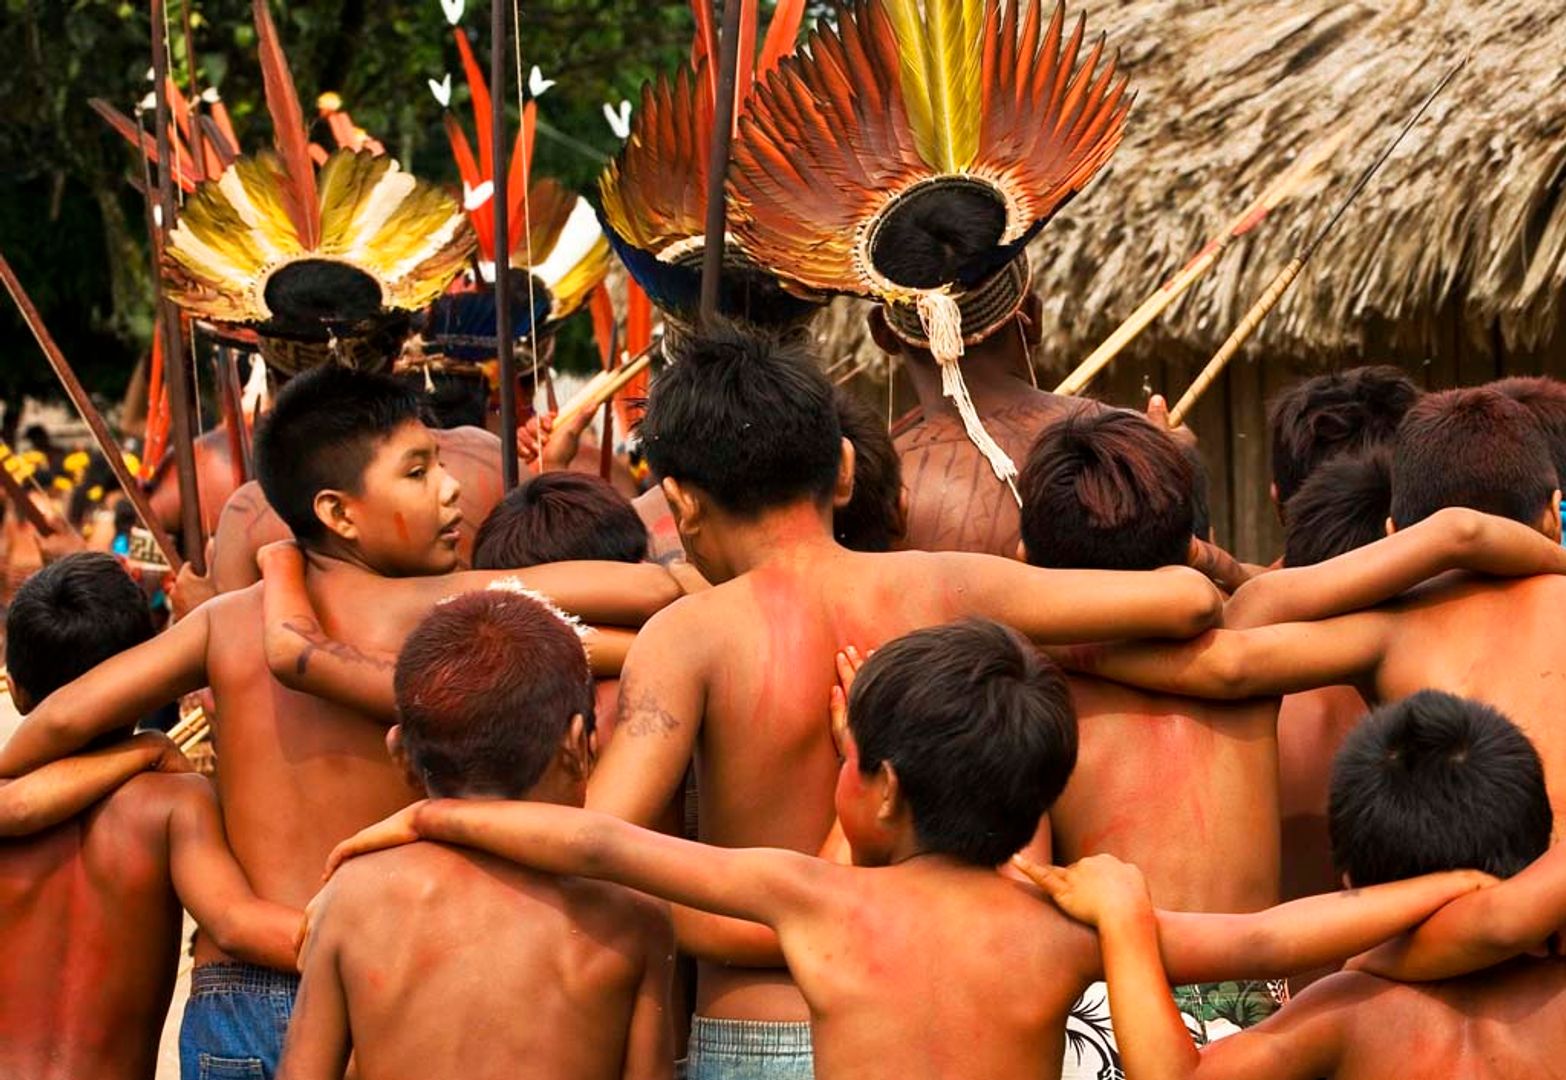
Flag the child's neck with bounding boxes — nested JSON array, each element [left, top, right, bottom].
[[714, 502, 841, 578]]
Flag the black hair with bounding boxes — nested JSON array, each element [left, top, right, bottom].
[[398, 369, 491, 431], [395, 589, 595, 798], [639, 323, 841, 516], [253, 365, 426, 544], [1390, 387, 1557, 529], [5, 552, 154, 706], [1329, 690, 1550, 886], [1268, 366, 1420, 507], [869, 181, 1008, 289], [847, 619, 1076, 866], [1491, 376, 1566, 486], [473, 471, 648, 569], [1282, 446, 1394, 567], [832, 386, 904, 552], [1018, 410, 1195, 571]]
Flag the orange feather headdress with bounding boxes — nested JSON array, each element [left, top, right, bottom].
[[730, 0, 1131, 492], [158, 0, 474, 374], [597, 0, 815, 327]]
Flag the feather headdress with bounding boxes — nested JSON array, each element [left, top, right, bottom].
[[597, 0, 814, 327], [730, 0, 1131, 491], [158, 1, 474, 374], [423, 27, 610, 361]]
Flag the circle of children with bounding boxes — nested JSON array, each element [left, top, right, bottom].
[[5, 2, 1565, 1079]]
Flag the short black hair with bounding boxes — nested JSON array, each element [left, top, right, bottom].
[[395, 588, 595, 798], [847, 619, 1076, 867], [253, 365, 426, 543], [1491, 376, 1566, 485], [5, 553, 154, 706], [832, 387, 904, 552], [1018, 410, 1195, 571], [1269, 366, 1420, 507], [1329, 691, 1550, 887], [640, 323, 841, 516], [1390, 387, 1557, 529], [1282, 446, 1394, 567], [473, 471, 648, 569]]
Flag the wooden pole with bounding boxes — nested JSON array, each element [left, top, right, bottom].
[[0, 252, 180, 568], [1169, 60, 1463, 428], [698, 0, 745, 328], [151, 0, 206, 571], [491, 0, 518, 491]]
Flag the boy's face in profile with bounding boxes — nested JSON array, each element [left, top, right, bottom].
[[340, 421, 464, 577]]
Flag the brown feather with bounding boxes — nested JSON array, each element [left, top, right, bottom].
[[252, 0, 318, 248]]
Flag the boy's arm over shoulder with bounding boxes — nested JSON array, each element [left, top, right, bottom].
[[586, 599, 708, 826], [0, 731, 185, 836], [431, 559, 693, 628], [211, 481, 289, 595], [1059, 609, 1395, 702], [623, 894, 676, 1080], [0, 601, 213, 777], [1225, 507, 1566, 629], [932, 552, 1223, 643], [278, 874, 353, 1080], [160, 772, 303, 971]]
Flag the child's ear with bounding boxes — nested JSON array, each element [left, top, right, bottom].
[[1270, 482, 1284, 526], [875, 761, 903, 825], [313, 489, 357, 543], [1017, 292, 1043, 346], [386, 725, 422, 790], [560, 713, 595, 781], [1015, 539, 1028, 563], [1385, 516, 1397, 537], [662, 477, 704, 537], [1545, 491, 1564, 543], [833, 438, 856, 510]]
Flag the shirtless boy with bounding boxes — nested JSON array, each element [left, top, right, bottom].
[[0, 367, 687, 1075], [328, 620, 1492, 1080], [0, 553, 298, 1080], [281, 588, 672, 1080], [1066, 690, 1566, 1080], [1065, 387, 1566, 831]]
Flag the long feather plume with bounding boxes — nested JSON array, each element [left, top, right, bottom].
[[758, 0, 807, 78], [921, 0, 983, 170], [452, 27, 495, 183], [691, 0, 720, 105], [252, 0, 319, 248]]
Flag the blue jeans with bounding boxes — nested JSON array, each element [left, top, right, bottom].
[[179, 963, 300, 1080], [685, 1017, 814, 1080]]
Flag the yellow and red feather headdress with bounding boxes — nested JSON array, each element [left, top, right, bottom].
[[728, 0, 1131, 490], [157, 0, 474, 373]]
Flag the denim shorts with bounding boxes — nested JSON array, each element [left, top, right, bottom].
[[179, 963, 301, 1080], [685, 1016, 815, 1080]]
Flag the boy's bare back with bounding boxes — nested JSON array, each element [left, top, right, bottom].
[[1203, 961, 1566, 1079], [297, 841, 671, 1080], [1052, 677, 1280, 913], [0, 774, 190, 1080]]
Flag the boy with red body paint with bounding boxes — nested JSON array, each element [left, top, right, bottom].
[[0, 554, 299, 1080], [0, 367, 689, 1077], [323, 619, 1492, 1080]]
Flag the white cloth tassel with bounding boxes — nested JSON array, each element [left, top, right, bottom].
[[919, 291, 1021, 504], [941, 361, 1022, 505], [241, 353, 270, 418]]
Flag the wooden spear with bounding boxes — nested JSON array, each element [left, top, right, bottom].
[[0, 252, 180, 568], [491, 0, 519, 490], [1054, 126, 1347, 397], [151, 0, 206, 571], [1168, 61, 1464, 428], [699, 0, 745, 327]]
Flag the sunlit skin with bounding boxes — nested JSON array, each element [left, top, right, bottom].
[[0, 418, 689, 1002], [280, 728, 674, 1080], [208, 424, 505, 593], [147, 427, 246, 541], [1277, 686, 1367, 902]]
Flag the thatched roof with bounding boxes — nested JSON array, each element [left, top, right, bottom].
[[822, 0, 1566, 380]]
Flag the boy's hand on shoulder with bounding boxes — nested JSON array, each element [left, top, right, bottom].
[[132, 730, 195, 774], [323, 801, 427, 881], [666, 559, 710, 597], [1013, 852, 1153, 929], [255, 539, 304, 574], [828, 645, 870, 755]]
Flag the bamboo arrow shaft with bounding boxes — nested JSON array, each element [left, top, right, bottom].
[[0, 251, 181, 568]]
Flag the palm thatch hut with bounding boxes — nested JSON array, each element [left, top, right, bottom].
[[829, 0, 1566, 560]]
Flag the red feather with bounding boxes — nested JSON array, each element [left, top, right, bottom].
[[89, 98, 201, 191], [690, 0, 719, 105], [444, 112, 494, 259], [252, 0, 318, 248], [589, 285, 615, 369], [452, 27, 495, 186], [505, 101, 538, 257], [757, 0, 806, 79], [735, 0, 759, 128]]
